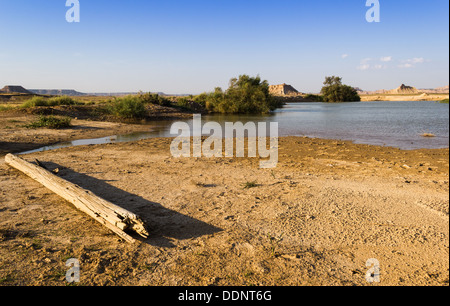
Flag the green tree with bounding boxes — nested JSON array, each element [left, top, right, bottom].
[[320, 76, 361, 102], [204, 75, 281, 114]]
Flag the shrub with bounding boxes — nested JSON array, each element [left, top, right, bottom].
[[0, 105, 14, 112], [26, 116, 72, 129], [243, 181, 259, 189], [170, 97, 205, 112], [175, 97, 191, 109], [192, 93, 208, 107], [21, 96, 50, 108], [48, 96, 78, 106], [138, 92, 172, 107], [304, 94, 324, 102], [21, 96, 78, 108], [108, 96, 147, 119]]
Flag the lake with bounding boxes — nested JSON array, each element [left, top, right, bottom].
[[21, 101, 449, 154], [181, 101, 449, 150]]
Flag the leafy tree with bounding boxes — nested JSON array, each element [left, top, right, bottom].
[[204, 75, 281, 114], [321, 76, 361, 102]]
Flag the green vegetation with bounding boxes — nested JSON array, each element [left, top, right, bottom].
[[243, 181, 259, 189], [137, 92, 171, 107], [198, 75, 281, 114], [106, 93, 197, 119], [171, 96, 205, 112], [267, 233, 284, 258], [115, 76, 281, 115], [174, 97, 192, 109], [0, 105, 13, 112], [21, 96, 48, 107], [303, 94, 324, 102], [320, 76, 361, 102], [439, 99, 449, 104], [21, 96, 79, 108], [107, 95, 147, 119], [26, 115, 72, 129]]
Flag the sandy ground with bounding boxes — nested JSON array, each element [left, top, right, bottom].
[[360, 94, 449, 102], [0, 131, 448, 286]]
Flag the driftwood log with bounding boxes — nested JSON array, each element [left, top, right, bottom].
[[5, 154, 149, 243]]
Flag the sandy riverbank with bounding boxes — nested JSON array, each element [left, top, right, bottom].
[[360, 93, 449, 102], [0, 133, 448, 286]]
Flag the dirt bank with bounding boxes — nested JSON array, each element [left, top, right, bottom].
[[360, 94, 449, 102], [0, 135, 448, 286]]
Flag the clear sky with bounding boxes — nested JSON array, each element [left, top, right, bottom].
[[0, 0, 448, 94]]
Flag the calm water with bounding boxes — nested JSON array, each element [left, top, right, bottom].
[[21, 101, 449, 154], [267, 101, 449, 149]]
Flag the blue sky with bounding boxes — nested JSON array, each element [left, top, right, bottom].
[[0, 0, 448, 94]]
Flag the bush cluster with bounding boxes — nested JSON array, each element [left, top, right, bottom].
[[194, 75, 281, 114], [137, 92, 172, 107], [26, 115, 72, 129], [107, 96, 147, 119], [21, 96, 79, 108]]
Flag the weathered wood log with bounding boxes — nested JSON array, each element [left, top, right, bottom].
[[5, 153, 149, 243]]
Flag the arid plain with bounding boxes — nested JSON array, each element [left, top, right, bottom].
[[0, 106, 448, 285]]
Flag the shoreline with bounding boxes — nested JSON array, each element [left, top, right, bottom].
[[360, 94, 449, 102], [1, 110, 448, 156], [0, 134, 448, 286], [2, 127, 449, 158], [272, 93, 449, 103]]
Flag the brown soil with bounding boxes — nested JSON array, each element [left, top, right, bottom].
[[0, 121, 448, 286]]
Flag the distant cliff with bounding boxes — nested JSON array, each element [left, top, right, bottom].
[[269, 84, 302, 96], [420, 85, 449, 94], [0, 86, 87, 96], [29, 89, 87, 96], [357, 84, 449, 95]]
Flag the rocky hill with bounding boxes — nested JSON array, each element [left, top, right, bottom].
[[269, 84, 302, 96], [389, 84, 419, 94], [420, 85, 449, 94], [0, 85, 33, 95]]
